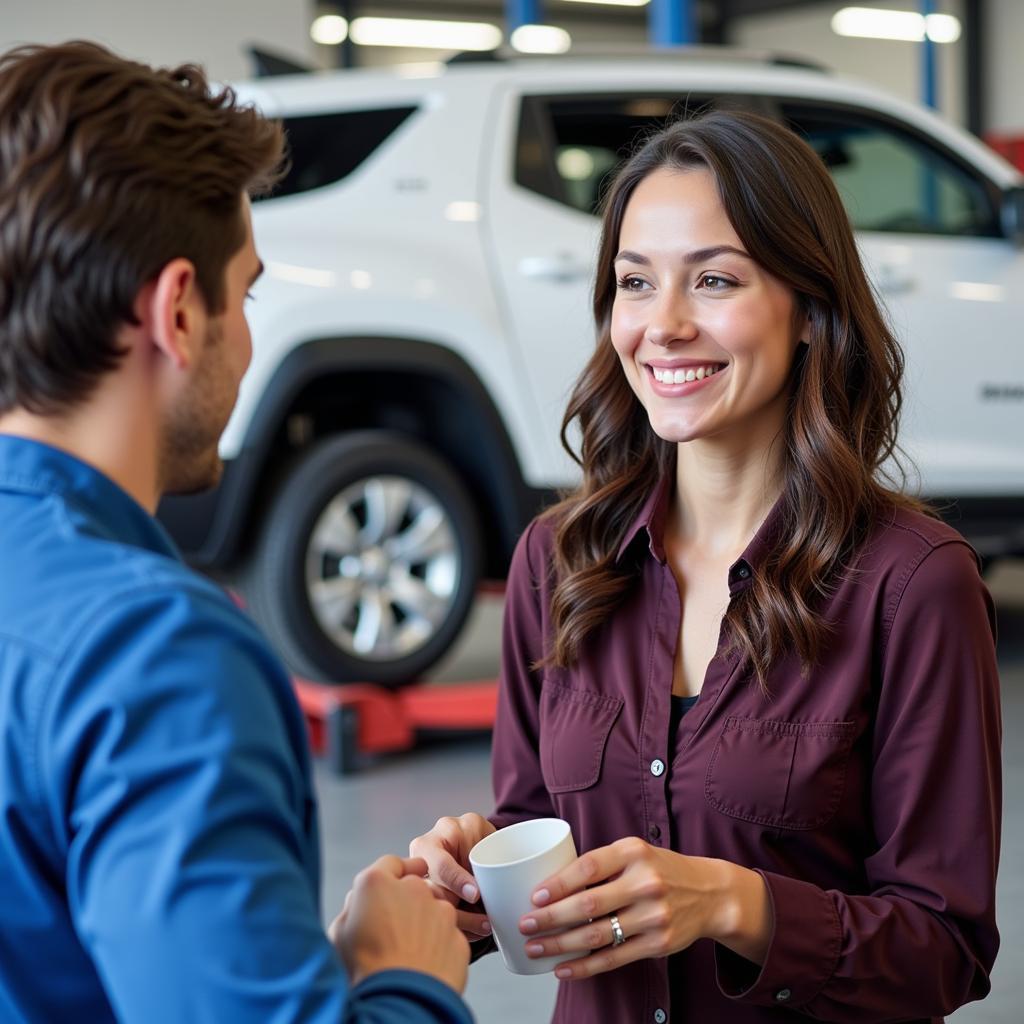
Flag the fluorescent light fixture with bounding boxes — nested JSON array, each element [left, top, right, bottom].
[[445, 201, 482, 222], [560, 0, 650, 6], [832, 7, 961, 43], [923, 13, 962, 43], [350, 270, 373, 290], [350, 17, 502, 51], [310, 14, 348, 46], [511, 25, 572, 54]]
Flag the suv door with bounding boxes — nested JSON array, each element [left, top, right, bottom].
[[776, 101, 1024, 517], [483, 90, 748, 482]]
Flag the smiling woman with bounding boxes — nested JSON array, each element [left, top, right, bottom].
[[408, 110, 1002, 1024]]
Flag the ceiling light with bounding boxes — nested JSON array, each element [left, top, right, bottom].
[[310, 14, 348, 46], [831, 7, 961, 43], [350, 17, 502, 51], [559, 0, 650, 6], [511, 25, 572, 54]]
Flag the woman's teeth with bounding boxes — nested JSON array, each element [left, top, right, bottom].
[[651, 364, 723, 384]]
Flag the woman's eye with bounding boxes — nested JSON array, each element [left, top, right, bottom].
[[697, 274, 732, 291], [616, 275, 649, 292]]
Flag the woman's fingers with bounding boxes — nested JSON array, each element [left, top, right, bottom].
[[426, 877, 491, 936], [523, 911, 659, 980], [529, 838, 640, 909], [410, 816, 484, 903], [455, 908, 492, 937], [523, 912, 629, 958], [552, 934, 656, 980], [521, 845, 646, 935]]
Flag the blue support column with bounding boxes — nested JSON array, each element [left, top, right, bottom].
[[650, 0, 697, 46], [921, 0, 938, 109], [507, 0, 541, 32], [920, 0, 938, 225]]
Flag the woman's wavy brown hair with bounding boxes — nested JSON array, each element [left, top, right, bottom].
[[544, 109, 931, 685]]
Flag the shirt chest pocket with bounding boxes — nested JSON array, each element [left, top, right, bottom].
[[705, 716, 856, 830], [539, 683, 624, 794]]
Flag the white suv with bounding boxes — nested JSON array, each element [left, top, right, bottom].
[[157, 50, 1024, 686]]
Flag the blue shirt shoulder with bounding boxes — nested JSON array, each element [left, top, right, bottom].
[[0, 436, 471, 1024]]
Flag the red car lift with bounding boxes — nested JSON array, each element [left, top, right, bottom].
[[293, 677, 499, 775]]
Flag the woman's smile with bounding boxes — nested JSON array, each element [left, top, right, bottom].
[[644, 360, 729, 397]]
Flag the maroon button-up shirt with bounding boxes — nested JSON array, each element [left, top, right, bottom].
[[490, 478, 1001, 1024]]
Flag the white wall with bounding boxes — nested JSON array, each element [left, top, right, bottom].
[[730, 0, 965, 127], [0, 0, 312, 82], [986, 0, 1024, 134]]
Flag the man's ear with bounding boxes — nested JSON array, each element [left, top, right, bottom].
[[137, 258, 204, 370]]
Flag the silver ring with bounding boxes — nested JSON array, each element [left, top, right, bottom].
[[609, 914, 625, 947]]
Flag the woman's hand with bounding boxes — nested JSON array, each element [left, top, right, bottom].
[[517, 836, 772, 980], [409, 813, 497, 939]]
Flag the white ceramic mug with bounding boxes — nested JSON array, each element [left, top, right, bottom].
[[469, 817, 580, 975]]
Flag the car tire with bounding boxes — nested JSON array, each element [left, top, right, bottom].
[[242, 431, 482, 688]]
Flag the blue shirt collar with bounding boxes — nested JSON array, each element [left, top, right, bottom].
[[0, 434, 181, 560]]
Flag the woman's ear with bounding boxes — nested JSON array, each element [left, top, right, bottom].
[[136, 258, 204, 370], [795, 307, 811, 347]]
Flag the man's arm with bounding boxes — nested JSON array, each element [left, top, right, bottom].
[[43, 583, 472, 1024]]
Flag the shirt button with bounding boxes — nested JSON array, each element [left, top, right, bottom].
[[650, 759, 665, 777], [654, 1010, 667, 1023], [648, 824, 661, 841], [775, 988, 792, 1002], [736, 564, 751, 579]]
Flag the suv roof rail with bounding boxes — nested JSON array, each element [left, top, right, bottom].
[[445, 44, 828, 73]]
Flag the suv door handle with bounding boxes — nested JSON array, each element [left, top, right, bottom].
[[875, 263, 916, 294], [518, 253, 590, 283]]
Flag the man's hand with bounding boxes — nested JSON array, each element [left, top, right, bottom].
[[329, 855, 470, 993]]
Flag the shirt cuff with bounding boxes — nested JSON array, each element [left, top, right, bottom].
[[350, 968, 474, 1024], [469, 935, 497, 965], [715, 870, 841, 1010]]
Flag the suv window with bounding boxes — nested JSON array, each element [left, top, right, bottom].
[[261, 106, 417, 201], [516, 94, 722, 216], [782, 102, 1000, 237]]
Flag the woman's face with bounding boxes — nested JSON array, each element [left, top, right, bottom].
[[610, 166, 804, 447]]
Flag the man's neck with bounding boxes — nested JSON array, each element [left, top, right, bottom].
[[0, 398, 161, 513]]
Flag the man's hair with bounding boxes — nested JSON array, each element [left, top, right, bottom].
[[0, 41, 286, 415]]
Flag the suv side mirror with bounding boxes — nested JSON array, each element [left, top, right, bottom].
[[1001, 185, 1024, 245]]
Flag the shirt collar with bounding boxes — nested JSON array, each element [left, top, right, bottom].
[[615, 473, 672, 565], [615, 469, 786, 594], [0, 434, 181, 560]]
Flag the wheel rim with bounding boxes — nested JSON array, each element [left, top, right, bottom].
[[305, 474, 461, 662]]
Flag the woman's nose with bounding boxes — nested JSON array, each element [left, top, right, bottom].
[[643, 297, 699, 347]]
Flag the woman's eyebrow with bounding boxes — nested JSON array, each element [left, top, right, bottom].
[[613, 245, 751, 265]]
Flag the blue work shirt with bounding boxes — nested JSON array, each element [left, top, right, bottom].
[[0, 435, 472, 1024]]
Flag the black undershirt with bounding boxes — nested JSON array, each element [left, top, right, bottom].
[[669, 693, 700, 746]]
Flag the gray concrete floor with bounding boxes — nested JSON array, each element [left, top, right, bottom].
[[315, 562, 1024, 1023]]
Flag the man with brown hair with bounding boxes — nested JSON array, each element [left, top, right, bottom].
[[0, 41, 472, 1023]]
